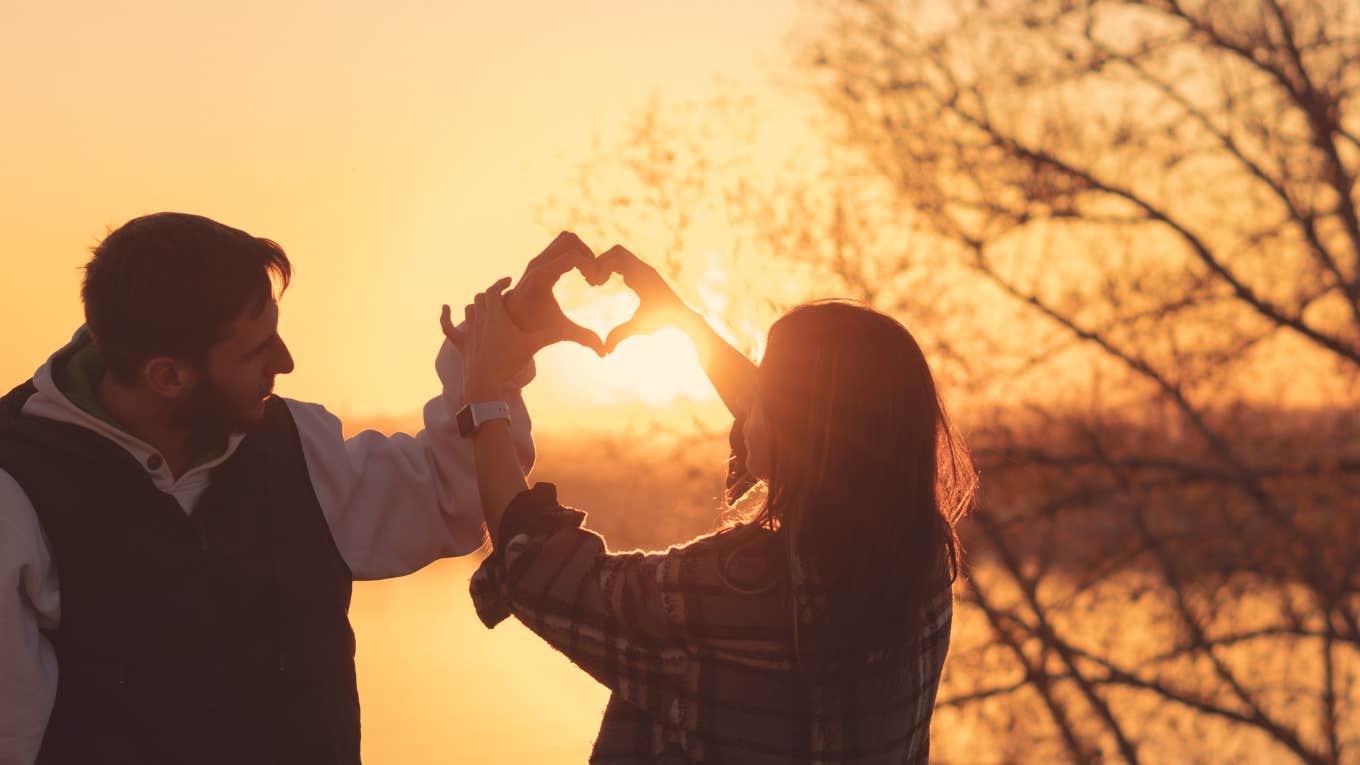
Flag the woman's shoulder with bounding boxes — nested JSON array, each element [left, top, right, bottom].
[[666, 523, 787, 597]]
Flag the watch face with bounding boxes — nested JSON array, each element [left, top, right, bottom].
[[456, 404, 477, 438], [457, 401, 509, 437]]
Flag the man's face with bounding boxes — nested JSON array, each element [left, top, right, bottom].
[[179, 299, 294, 437]]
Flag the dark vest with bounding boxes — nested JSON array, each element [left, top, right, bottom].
[[0, 381, 361, 765]]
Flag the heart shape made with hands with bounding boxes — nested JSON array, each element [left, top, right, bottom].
[[479, 233, 674, 358], [550, 264, 643, 353], [452, 236, 714, 403]]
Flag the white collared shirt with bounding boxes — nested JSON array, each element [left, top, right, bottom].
[[0, 330, 534, 765]]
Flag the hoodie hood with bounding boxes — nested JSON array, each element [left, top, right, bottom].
[[21, 328, 247, 489]]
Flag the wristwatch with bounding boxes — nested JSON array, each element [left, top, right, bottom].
[[456, 400, 511, 438]]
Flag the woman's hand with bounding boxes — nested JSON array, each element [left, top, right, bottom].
[[597, 244, 759, 420], [595, 245, 695, 353], [459, 278, 540, 402]]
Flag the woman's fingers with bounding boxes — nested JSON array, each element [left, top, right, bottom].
[[598, 245, 675, 308], [604, 313, 646, 354], [440, 304, 464, 348], [485, 284, 509, 320], [484, 280, 518, 332], [483, 282, 532, 350]]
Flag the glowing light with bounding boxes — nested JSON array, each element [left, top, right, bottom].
[[550, 282, 718, 407], [592, 328, 714, 406]]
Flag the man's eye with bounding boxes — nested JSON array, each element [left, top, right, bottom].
[[251, 336, 277, 357]]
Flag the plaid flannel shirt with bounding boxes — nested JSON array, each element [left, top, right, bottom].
[[470, 422, 952, 764]]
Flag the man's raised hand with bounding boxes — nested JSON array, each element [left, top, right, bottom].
[[502, 231, 607, 356], [444, 237, 692, 359]]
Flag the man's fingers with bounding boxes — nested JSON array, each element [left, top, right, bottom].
[[532, 249, 595, 290], [574, 243, 611, 286], [489, 276, 512, 295], [560, 321, 606, 357], [579, 258, 610, 287], [527, 324, 604, 357], [527, 231, 586, 268], [526, 231, 595, 282]]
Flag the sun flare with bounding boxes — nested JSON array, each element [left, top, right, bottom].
[[593, 328, 715, 405], [548, 285, 719, 407]]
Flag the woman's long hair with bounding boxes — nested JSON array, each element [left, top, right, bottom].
[[745, 301, 976, 662]]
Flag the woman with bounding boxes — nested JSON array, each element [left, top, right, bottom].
[[459, 245, 975, 764]]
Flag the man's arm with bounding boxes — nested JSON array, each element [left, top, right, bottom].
[[285, 335, 535, 580], [303, 231, 609, 579], [0, 470, 59, 765]]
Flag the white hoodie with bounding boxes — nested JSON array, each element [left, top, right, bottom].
[[0, 329, 534, 765]]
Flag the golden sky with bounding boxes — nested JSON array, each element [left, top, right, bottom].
[[1, 0, 805, 430]]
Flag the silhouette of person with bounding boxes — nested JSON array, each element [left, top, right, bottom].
[[0, 213, 601, 764], [457, 239, 976, 763]]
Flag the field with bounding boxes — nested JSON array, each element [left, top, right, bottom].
[[348, 416, 1360, 763]]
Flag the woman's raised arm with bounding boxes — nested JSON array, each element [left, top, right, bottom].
[[595, 245, 758, 420]]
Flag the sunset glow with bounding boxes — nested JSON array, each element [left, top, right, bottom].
[[0, 0, 803, 424], [1, 4, 804, 761], [7, 0, 1356, 763], [552, 282, 719, 406]]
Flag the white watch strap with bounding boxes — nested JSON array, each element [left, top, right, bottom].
[[468, 400, 511, 427]]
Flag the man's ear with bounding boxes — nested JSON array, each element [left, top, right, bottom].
[[142, 356, 198, 399]]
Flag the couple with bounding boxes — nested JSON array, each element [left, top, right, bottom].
[[0, 212, 973, 764]]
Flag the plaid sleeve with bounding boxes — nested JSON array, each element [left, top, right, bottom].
[[468, 482, 790, 729], [467, 482, 587, 629]]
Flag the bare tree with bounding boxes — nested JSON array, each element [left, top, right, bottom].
[[800, 0, 1360, 762], [554, 3, 1360, 760]]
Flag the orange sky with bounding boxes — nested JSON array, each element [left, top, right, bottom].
[[1, 0, 807, 430]]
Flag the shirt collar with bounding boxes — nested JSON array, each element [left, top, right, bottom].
[[24, 327, 247, 484]]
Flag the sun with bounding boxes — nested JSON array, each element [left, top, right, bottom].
[[539, 286, 721, 408], [591, 328, 716, 406]]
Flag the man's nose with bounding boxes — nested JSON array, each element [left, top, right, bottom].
[[276, 340, 296, 375]]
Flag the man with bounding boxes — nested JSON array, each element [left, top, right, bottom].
[[0, 212, 601, 764]]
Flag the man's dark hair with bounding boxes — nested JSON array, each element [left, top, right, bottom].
[[82, 212, 293, 382]]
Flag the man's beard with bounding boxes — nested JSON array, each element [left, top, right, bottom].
[[173, 377, 249, 447]]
